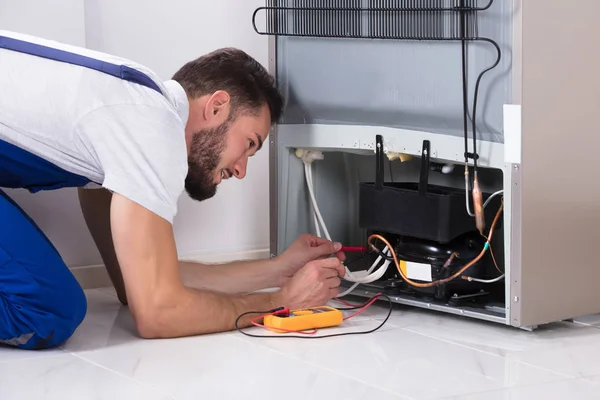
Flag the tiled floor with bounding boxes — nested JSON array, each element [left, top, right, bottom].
[[3, 288, 600, 399]]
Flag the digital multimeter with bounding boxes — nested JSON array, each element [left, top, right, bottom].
[[263, 306, 343, 332]]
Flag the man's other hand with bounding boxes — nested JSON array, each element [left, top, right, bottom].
[[275, 234, 345, 283], [273, 257, 345, 310]]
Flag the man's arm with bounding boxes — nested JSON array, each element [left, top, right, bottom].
[[108, 193, 343, 338], [178, 259, 284, 295], [78, 188, 285, 301]]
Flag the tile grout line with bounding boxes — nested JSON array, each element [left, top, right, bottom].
[[401, 326, 514, 358], [69, 352, 177, 400], [401, 326, 579, 381], [229, 330, 415, 400]]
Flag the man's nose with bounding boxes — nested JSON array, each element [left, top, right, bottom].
[[233, 156, 248, 179]]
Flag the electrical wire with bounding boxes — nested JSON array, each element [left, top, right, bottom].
[[304, 162, 325, 239], [483, 190, 503, 209], [367, 198, 504, 289], [235, 293, 393, 339], [462, 274, 504, 284], [337, 248, 391, 298]]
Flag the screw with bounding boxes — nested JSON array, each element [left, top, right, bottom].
[[514, 165, 519, 171], [270, 253, 276, 259], [513, 296, 519, 302]]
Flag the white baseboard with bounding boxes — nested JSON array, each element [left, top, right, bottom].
[[179, 248, 270, 264], [70, 248, 271, 290]]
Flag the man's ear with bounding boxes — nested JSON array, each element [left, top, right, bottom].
[[205, 90, 231, 123]]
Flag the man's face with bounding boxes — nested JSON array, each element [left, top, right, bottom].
[[184, 96, 271, 202]]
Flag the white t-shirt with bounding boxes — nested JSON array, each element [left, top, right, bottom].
[[0, 30, 189, 223]]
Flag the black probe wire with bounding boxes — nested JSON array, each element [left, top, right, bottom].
[[234, 294, 393, 339]]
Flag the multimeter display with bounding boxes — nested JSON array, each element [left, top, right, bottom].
[[263, 306, 344, 332]]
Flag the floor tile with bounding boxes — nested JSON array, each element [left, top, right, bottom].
[[97, 286, 119, 298], [72, 333, 408, 400], [329, 296, 401, 323], [237, 324, 570, 399], [374, 304, 600, 357], [0, 344, 65, 363], [0, 353, 173, 400], [382, 307, 600, 381], [439, 378, 600, 400], [505, 338, 600, 379]]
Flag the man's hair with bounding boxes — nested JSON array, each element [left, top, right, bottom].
[[172, 48, 283, 124]]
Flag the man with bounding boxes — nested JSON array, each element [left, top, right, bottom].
[[0, 30, 345, 350]]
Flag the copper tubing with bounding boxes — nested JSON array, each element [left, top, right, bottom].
[[472, 174, 485, 235], [368, 198, 504, 288]]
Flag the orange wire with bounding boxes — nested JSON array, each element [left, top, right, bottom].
[[368, 199, 504, 288]]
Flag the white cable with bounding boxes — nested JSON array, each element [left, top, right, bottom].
[[465, 274, 505, 284], [303, 160, 331, 240], [338, 248, 391, 297], [304, 163, 321, 238], [483, 190, 504, 209]]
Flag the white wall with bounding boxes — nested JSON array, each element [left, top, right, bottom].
[[0, 0, 271, 266]]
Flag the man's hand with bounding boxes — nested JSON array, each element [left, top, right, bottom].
[[275, 234, 345, 283], [272, 257, 345, 310]]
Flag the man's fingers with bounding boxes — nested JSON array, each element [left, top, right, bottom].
[[309, 240, 342, 258], [321, 268, 340, 280], [334, 250, 346, 262], [329, 287, 340, 299], [308, 235, 333, 247], [328, 277, 341, 289], [315, 257, 346, 278]]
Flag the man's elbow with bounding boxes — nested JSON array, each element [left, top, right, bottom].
[[130, 302, 172, 339], [135, 315, 162, 339]]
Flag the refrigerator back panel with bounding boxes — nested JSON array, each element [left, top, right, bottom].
[[267, 0, 514, 143]]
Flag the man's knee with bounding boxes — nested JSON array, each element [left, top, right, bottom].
[[36, 274, 88, 349], [0, 261, 88, 350]]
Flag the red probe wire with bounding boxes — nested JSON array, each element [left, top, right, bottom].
[[341, 246, 367, 253]]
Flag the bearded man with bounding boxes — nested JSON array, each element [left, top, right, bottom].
[[0, 30, 345, 349]]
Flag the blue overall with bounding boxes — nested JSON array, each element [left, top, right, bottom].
[[0, 35, 163, 349]]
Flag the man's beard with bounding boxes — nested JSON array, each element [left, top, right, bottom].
[[184, 121, 229, 201]]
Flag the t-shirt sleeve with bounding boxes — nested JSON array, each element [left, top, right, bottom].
[[74, 103, 188, 223]]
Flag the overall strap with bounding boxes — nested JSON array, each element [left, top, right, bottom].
[[0, 35, 163, 95]]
